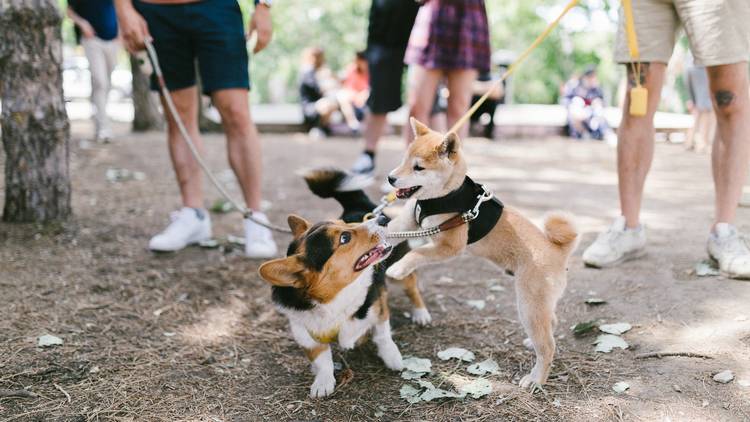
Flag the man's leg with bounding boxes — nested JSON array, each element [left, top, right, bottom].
[[83, 38, 109, 140], [364, 113, 388, 152], [617, 63, 666, 228], [582, 63, 665, 268], [706, 62, 750, 225], [160, 86, 204, 209], [211, 88, 262, 211]]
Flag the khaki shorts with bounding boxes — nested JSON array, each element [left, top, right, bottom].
[[615, 0, 750, 66]]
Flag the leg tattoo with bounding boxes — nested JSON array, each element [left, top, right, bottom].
[[715, 90, 735, 108]]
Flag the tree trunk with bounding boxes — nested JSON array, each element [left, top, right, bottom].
[[0, 0, 71, 222], [130, 53, 163, 131]]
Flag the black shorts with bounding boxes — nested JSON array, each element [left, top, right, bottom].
[[366, 44, 406, 114], [134, 0, 250, 95]]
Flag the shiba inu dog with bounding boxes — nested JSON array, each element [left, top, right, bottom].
[[386, 118, 580, 389], [302, 168, 432, 325], [258, 216, 403, 398]]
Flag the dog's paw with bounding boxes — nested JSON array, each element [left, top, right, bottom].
[[519, 373, 545, 393], [522, 338, 534, 350], [310, 374, 336, 398], [378, 341, 404, 371], [411, 307, 432, 326], [386, 262, 412, 280]]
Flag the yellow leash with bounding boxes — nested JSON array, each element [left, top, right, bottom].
[[448, 0, 645, 135]]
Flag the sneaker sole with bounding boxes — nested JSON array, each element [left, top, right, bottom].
[[708, 255, 750, 280], [583, 249, 646, 269]]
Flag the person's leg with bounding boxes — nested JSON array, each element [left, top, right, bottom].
[[211, 88, 262, 211], [160, 87, 204, 209], [82, 38, 109, 140], [364, 113, 388, 152], [336, 90, 361, 131], [445, 69, 478, 139], [706, 62, 750, 225], [617, 63, 667, 228], [404, 65, 442, 144]]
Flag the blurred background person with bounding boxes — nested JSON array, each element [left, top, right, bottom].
[[350, 0, 419, 177], [299, 47, 339, 139], [562, 66, 614, 142], [67, 0, 120, 143], [337, 51, 370, 134], [684, 54, 715, 153], [403, 0, 491, 143]]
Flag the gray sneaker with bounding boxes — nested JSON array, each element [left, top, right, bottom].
[[708, 223, 750, 280]]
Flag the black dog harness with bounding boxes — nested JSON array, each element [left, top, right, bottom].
[[415, 176, 504, 244]]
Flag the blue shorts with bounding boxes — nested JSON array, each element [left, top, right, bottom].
[[134, 0, 250, 95]]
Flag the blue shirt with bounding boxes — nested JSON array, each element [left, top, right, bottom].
[[69, 0, 118, 41]]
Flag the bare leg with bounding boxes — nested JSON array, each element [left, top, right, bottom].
[[445, 69, 478, 139], [404, 65, 442, 144], [160, 86, 204, 209], [707, 62, 750, 225], [617, 63, 666, 228], [211, 88, 262, 211]]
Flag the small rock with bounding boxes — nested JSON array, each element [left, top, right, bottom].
[[738, 379, 750, 387], [466, 300, 485, 310], [489, 285, 505, 292], [585, 298, 607, 305], [37, 334, 63, 347], [702, 399, 709, 408], [713, 370, 734, 384], [672, 384, 681, 392], [89, 366, 100, 374]]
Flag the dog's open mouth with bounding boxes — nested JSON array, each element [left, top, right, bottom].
[[354, 243, 393, 272], [396, 186, 421, 199]]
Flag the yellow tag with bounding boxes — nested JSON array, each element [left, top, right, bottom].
[[385, 191, 398, 203], [629, 86, 648, 117]]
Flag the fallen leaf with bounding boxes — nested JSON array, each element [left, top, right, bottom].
[[466, 300, 485, 310], [585, 298, 607, 305], [599, 322, 632, 335], [672, 384, 681, 392], [612, 381, 630, 393], [713, 370, 734, 384], [572, 320, 599, 337], [437, 276, 454, 284], [402, 357, 431, 374], [467, 359, 500, 376], [695, 260, 720, 277], [401, 370, 426, 380], [227, 235, 245, 246], [338, 368, 354, 387], [198, 239, 219, 248], [489, 285, 505, 292], [399, 384, 422, 404], [210, 199, 234, 213], [437, 347, 475, 362], [37, 334, 63, 348], [457, 378, 492, 399], [593, 334, 629, 353], [738, 379, 750, 387]]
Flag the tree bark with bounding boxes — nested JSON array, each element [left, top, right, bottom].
[[0, 0, 72, 222], [129, 53, 163, 132]]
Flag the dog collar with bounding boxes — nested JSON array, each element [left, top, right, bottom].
[[415, 176, 503, 244]]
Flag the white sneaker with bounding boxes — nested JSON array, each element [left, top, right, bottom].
[[244, 212, 278, 259], [149, 207, 212, 252], [582, 216, 646, 268], [707, 223, 750, 280], [351, 152, 375, 176]]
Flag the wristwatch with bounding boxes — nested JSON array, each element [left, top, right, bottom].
[[255, 0, 272, 8]]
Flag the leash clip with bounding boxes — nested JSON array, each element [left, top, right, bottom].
[[467, 185, 494, 220]]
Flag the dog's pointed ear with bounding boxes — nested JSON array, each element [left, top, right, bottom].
[[259, 256, 307, 288], [438, 131, 460, 158], [410, 117, 431, 138], [287, 214, 310, 238]]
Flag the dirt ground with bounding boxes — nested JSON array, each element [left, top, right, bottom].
[[2, 121, 750, 422]]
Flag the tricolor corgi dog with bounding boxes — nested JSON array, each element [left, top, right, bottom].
[[386, 118, 580, 390], [258, 216, 403, 398]]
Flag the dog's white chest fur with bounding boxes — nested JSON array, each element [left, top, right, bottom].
[[280, 268, 376, 347]]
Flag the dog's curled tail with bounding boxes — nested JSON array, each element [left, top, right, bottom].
[[543, 212, 579, 254]]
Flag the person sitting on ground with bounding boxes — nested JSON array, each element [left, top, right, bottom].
[[336, 51, 370, 134], [114, 0, 277, 258], [299, 47, 339, 138], [562, 67, 613, 141], [67, 0, 120, 143]]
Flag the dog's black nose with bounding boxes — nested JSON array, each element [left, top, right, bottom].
[[376, 213, 390, 227], [387, 175, 397, 186]]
